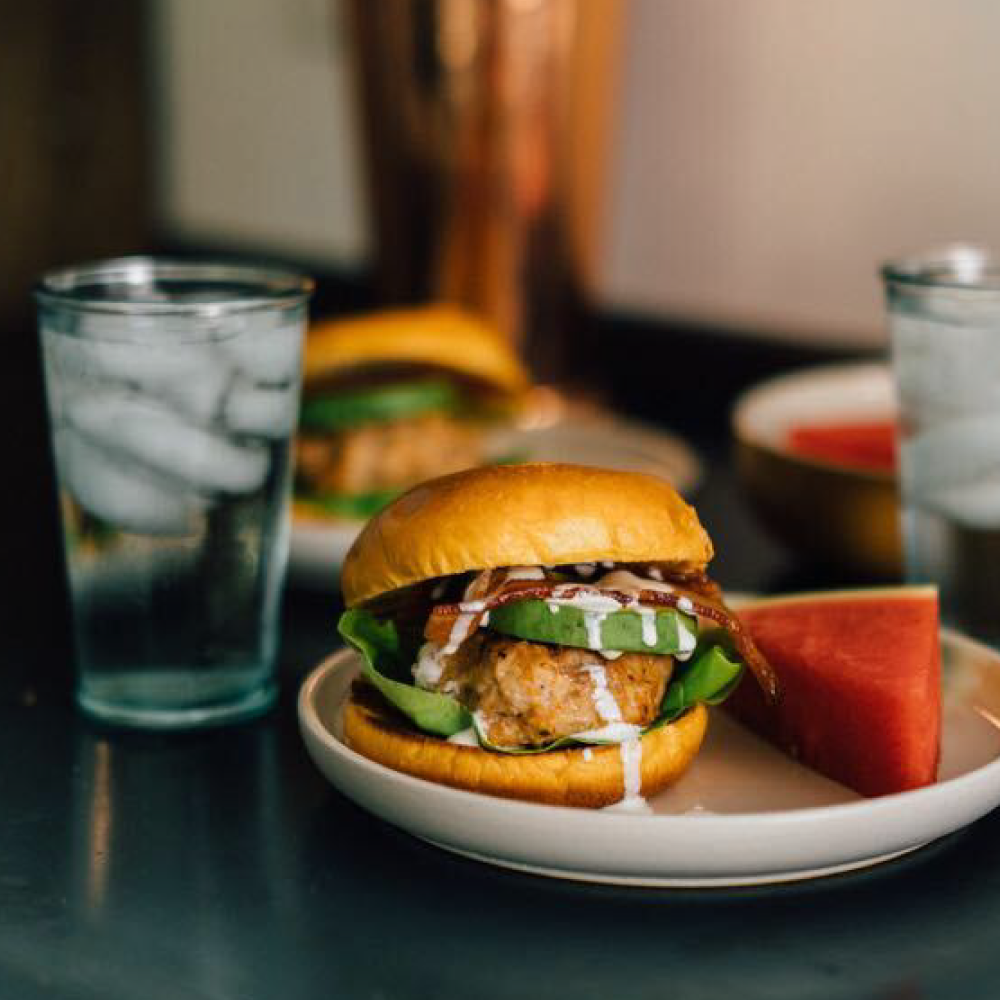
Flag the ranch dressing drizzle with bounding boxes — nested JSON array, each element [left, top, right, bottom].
[[675, 624, 697, 661], [637, 607, 658, 647], [447, 727, 479, 746], [503, 566, 545, 581], [575, 564, 596, 578], [603, 739, 653, 814], [581, 662, 622, 723], [579, 657, 652, 812], [546, 585, 621, 613], [592, 569, 676, 597], [648, 567, 664, 581], [574, 721, 640, 741], [584, 612, 606, 650], [443, 613, 477, 655], [412, 642, 448, 689]]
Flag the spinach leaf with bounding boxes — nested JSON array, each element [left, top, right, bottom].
[[654, 632, 744, 728], [338, 610, 471, 737]]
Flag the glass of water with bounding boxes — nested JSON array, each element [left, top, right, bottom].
[[36, 258, 313, 728], [883, 245, 1000, 647]]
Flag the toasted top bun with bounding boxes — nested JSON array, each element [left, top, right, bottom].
[[344, 680, 708, 808], [341, 463, 713, 607], [305, 304, 528, 396]]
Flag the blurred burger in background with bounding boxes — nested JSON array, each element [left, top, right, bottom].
[[294, 304, 528, 522]]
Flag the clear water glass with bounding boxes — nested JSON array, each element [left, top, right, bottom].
[[883, 245, 1000, 647], [36, 258, 313, 728]]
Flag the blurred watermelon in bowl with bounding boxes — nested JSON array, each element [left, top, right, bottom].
[[733, 363, 900, 579]]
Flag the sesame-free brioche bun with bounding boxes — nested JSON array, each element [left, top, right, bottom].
[[305, 304, 527, 396], [341, 463, 713, 607], [344, 681, 708, 807]]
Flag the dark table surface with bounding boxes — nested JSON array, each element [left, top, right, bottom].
[[4, 321, 998, 1000]]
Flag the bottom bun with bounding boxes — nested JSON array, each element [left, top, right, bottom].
[[343, 682, 708, 808]]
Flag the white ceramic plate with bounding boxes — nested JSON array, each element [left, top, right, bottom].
[[289, 415, 701, 585], [298, 629, 1000, 887]]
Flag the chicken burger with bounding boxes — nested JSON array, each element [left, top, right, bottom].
[[295, 304, 527, 521], [337, 464, 776, 809]]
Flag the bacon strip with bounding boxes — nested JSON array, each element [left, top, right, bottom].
[[425, 579, 779, 702]]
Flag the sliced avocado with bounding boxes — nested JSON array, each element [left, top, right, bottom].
[[488, 599, 697, 655], [300, 379, 461, 431]]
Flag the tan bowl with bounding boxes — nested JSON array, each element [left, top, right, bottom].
[[732, 363, 901, 579]]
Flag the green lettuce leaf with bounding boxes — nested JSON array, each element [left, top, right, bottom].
[[653, 630, 744, 728], [338, 610, 471, 737]]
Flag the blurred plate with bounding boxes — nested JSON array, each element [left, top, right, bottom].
[[299, 626, 1000, 887], [289, 413, 701, 585], [733, 363, 900, 578]]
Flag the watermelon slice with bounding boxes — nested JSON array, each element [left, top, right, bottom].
[[728, 587, 940, 798]]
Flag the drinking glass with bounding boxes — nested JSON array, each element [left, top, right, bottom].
[[883, 245, 1000, 646], [36, 258, 313, 728]]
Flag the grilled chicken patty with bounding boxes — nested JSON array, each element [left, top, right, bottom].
[[427, 633, 673, 748], [298, 413, 483, 496]]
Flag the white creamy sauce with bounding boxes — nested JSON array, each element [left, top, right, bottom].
[[412, 642, 448, 689], [593, 569, 676, 597], [546, 586, 621, 614], [575, 564, 596, 578], [575, 663, 651, 811], [581, 662, 622, 723], [504, 566, 545, 581], [676, 625, 697, 660], [621, 738, 643, 798], [447, 727, 479, 746], [603, 793, 653, 815], [546, 601, 560, 614], [602, 739, 653, 814], [637, 606, 658, 647], [584, 611, 606, 649], [572, 721, 641, 742], [443, 613, 477, 655], [458, 599, 486, 613], [582, 747, 593, 761], [599, 649, 624, 660], [648, 567, 664, 581], [676, 596, 694, 614], [600, 561, 615, 569]]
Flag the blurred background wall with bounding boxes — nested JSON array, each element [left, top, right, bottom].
[[153, 0, 1000, 347], [4, 0, 997, 687]]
